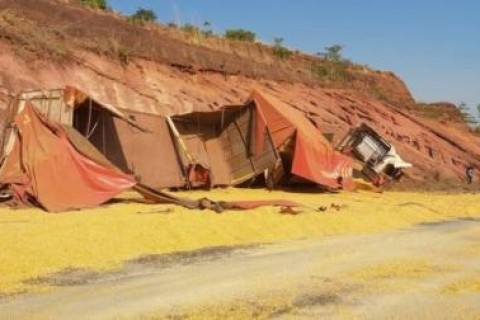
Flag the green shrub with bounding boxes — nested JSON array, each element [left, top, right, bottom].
[[273, 46, 292, 59], [369, 86, 387, 100], [79, 0, 108, 10], [311, 64, 328, 78], [181, 23, 199, 34], [128, 8, 157, 24], [272, 37, 292, 59], [117, 46, 133, 65], [312, 44, 352, 83], [224, 28, 256, 42], [311, 61, 351, 83]]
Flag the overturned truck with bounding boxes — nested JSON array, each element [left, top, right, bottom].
[[0, 87, 359, 211], [337, 123, 412, 186]]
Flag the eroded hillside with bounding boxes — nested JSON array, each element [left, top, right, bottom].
[[0, 0, 479, 188]]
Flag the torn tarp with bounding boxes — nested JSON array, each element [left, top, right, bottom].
[[0, 102, 136, 212], [248, 90, 353, 189]]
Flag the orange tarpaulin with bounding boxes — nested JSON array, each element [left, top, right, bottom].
[[0, 102, 136, 212], [250, 90, 353, 189]]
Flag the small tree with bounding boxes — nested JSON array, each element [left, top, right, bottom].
[[129, 7, 157, 24], [224, 28, 256, 42], [80, 0, 108, 10], [272, 37, 292, 59], [202, 21, 213, 37], [317, 44, 344, 62], [181, 23, 199, 34], [458, 102, 478, 126], [312, 44, 351, 83]]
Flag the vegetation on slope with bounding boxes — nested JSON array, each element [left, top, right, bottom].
[[0, 10, 69, 60], [128, 7, 157, 24], [72, 0, 390, 93], [79, 0, 108, 10], [311, 45, 352, 84], [0, 0, 441, 112], [224, 28, 256, 42], [72, 0, 480, 124]]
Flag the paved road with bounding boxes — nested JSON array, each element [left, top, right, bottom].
[[2, 218, 480, 319]]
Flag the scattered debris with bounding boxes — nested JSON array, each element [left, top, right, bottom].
[[330, 203, 348, 211], [136, 208, 174, 215], [316, 203, 348, 213], [279, 206, 302, 215]]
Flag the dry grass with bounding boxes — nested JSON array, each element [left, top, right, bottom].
[[0, 188, 478, 295], [0, 10, 69, 60]]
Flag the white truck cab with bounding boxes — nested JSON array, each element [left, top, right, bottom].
[[337, 123, 412, 186]]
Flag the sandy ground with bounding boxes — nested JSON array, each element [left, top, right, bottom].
[[1, 218, 480, 319]]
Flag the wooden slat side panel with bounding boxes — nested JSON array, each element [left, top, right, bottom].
[[17, 89, 73, 126], [221, 108, 279, 184]]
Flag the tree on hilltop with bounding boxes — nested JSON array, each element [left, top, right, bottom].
[[80, 0, 108, 10], [316, 44, 349, 63], [458, 102, 478, 126], [225, 28, 256, 42], [129, 7, 157, 23]]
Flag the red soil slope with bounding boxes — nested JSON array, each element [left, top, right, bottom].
[[0, 0, 479, 188]]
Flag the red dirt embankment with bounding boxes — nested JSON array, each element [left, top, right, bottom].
[[0, 0, 479, 187]]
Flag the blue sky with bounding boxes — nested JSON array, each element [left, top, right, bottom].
[[109, 0, 479, 114]]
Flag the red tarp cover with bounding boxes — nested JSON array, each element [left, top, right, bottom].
[[250, 90, 353, 189], [0, 102, 136, 212]]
